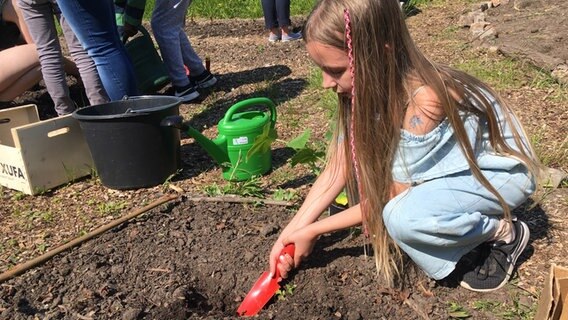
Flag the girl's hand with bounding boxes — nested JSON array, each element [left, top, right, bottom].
[[270, 226, 318, 280], [269, 240, 285, 278]]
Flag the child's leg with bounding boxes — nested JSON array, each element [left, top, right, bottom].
[[59, 14, 109, 106], [261, 0, 279, 31], [274, 0, 292, 35], [0, 44, 41, 100], [19, 0, 76, 116], [151, 0, 191, 88], [57, 0, 138, 100], [179, 29, 205, 77], [383, 165, 534, 280]]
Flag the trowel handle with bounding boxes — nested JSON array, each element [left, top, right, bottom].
[[274, 244, 295, 279], [222, 97, 276, 128]]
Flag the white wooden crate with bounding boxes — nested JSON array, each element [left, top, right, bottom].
[[0, 104, 93, 195]]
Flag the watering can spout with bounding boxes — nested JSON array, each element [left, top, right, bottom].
[[185, 126, 230, 165], [161, 115, 229, 165]]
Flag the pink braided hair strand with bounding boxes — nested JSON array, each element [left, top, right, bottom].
[[343, 8, 368, 236]]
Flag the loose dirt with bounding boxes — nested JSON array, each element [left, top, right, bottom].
[[484, 0, 568, 82], [1, 1, 567, 319]]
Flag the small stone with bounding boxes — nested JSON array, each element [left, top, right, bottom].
[[44, 310, 63, 320], [49, 295, 62, 308], [59, 266, 71, 276], [514, 0, 534, 10], [260, 224, 278, 237], [488, 46, 501, 54], [243, 251, 255, 262], [470, 21, 490, 37], [473, 11, 487, 23], [122, 307, 142, 320], [539, 166, 568, 188], [347, 310, 363, 320], [172, 286, 187, 300], [458, 13, 475, 27], [111, 265, 124, 275], [479, 26, 498, 41], [111, 300, 123, 311], [1, 308, 13, 319]]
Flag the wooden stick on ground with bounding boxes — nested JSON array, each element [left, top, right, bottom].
[[0, 193, 179, 283], [186, 195, 293, 206]]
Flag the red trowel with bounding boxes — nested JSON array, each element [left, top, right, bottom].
[[237, 244, 295, 316]]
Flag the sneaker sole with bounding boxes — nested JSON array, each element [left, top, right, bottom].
[[459, 220, 530, 292], [175, 91, 200, 102], [195, 76, 217, 89], [507, 220, 530, 274], [281, 38, 302, 42]]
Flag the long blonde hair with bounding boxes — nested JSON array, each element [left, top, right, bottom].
[[305, 0, 540, 285]]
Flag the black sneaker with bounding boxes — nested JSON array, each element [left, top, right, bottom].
[[459, 218, 530, 292], [174, 83, 200, 102], [440, 242, 490, 288], [189, 69, 217, 89]]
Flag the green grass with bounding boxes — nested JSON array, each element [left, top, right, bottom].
[[143, 0, 317, 21], [530, 71, 568, 102], [531, 126, 568, 168], [455, 57, 529, 90], [447, 301, 471, 319], [97, 201, 128, 216]]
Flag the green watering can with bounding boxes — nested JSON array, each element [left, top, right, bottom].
[[124, 25, 171, 93], [162, 97, 277, 181]]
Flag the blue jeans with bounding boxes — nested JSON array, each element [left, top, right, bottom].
[[55, 0, 138, 100], [261, 0, 291, 29], [383, 165, 535, 280], [151, 0, 205, 88]]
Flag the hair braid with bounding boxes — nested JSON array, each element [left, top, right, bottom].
[[343, 8, 369, 236]]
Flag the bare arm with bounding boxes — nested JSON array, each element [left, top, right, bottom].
[[268, 145, 347, 275], [303, 203, 362, 236], [275, 196, 362, 277]]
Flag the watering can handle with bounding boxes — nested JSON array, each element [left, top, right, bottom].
[[135, 24, 152, 38], [222, 97, 277, 128], [122, 24, 152, 44]]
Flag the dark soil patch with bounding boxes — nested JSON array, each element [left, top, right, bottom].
[[0, 198, 548, 320]]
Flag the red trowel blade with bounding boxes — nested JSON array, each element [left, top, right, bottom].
[[237, 244, 295, 316]]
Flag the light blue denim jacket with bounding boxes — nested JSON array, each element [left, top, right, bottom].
[[392, 89, 529, 184]]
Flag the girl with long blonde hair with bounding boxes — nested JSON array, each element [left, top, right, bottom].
[[269, 0, 540, 292]]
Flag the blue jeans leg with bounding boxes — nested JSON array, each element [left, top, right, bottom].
[[261, 0, 291, 29], [56, 0, 138, 100], [151, 0, 204, 87], [383, 165, 535, 280]]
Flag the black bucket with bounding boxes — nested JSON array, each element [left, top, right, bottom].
[[72, 96, 181, 189]]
